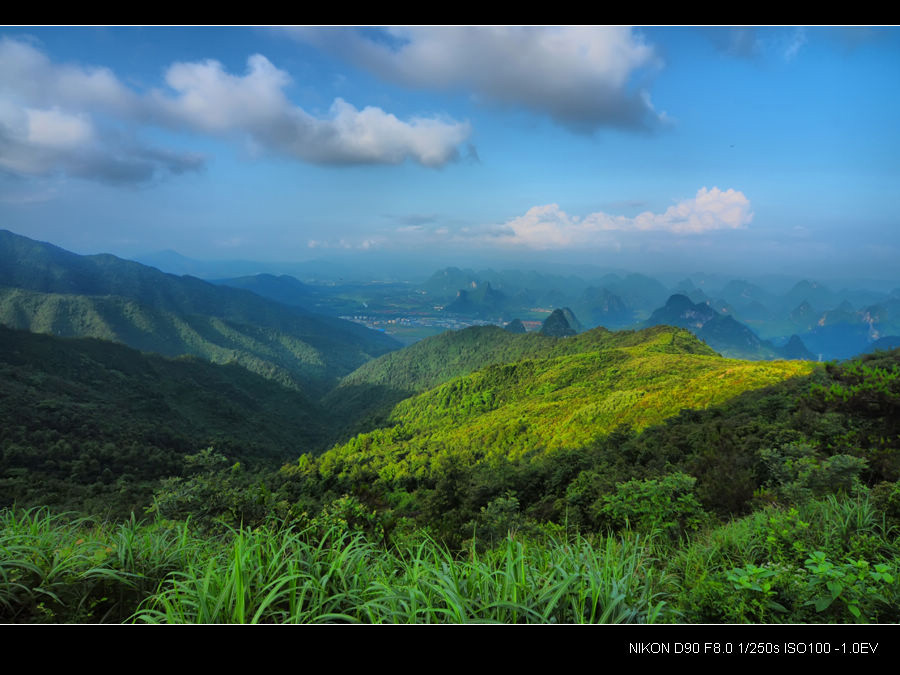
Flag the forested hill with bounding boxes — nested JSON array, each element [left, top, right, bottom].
[[317, 326, 816, 491], [0, 230, 400, 396], [0, 325, 332, 515], [324, 324, 717, 434]]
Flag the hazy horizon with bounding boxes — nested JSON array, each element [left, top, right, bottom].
[[8, 224, 899, 294], [128, 244, 900, 292]]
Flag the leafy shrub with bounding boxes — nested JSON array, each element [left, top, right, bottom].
[[870, 480, 900, 524], [759, 443, 867, 504], [148, 448, 290, 532], [802, 551, 898, 623], [762, 506, 812, 564], [724, 563, 791, 621], [464, 491, 543, 551], [596, 473, 706, 538]]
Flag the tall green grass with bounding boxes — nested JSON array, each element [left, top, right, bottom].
[[4, 495, 896, 624], [0, 507, 196, 622], [134, 523, 667, 624], [4, 507, 666, 623]]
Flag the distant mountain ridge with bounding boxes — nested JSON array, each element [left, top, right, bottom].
[[213, 273, 315, 310], [421, 267, 667, 328], [574, 287, 633, 329], [0, 230, 400, 396], [445, 281, 511, 317], [645, 294, 812, 361]]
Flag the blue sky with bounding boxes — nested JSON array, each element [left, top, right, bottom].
[[1, 26, 898, 280]]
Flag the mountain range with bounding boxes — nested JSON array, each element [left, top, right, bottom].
[[644, 294, 814, 361], [0, 230, 399, 397]]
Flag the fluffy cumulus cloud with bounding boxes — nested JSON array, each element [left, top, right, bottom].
[[292, 26, 663, 132], [152, 54, 470, 167], [0, 38, 135, 113], [0, 38, 203, 183], [0, 38, 469, 184], [0, 97, 203, 183], [497, 187, 753, 249]]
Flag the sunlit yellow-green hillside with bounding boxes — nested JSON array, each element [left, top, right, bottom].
[[318, 326, 817, 484]]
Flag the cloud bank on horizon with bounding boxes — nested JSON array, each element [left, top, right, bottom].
[[499, 187, 753, 249], [308, 187, 753, 252]]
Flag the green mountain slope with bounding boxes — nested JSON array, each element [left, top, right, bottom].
[[325, 325, 553, 432], [317, 326, 816, 488], [325, 324, 715, 432], [0, 287, 332, 393], [0, 326, 332, 514], [0, 230, 400, 395]]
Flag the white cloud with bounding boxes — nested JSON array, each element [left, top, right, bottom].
[[26, 108, 94, 149], [155, 54, 292, 133], [153, 55, 470, 167], [305, 187, 752, 252], [497, 187, 753, 249], [0, 102, 203, 183], [0, 37, 135, 113], [292, 26, 663, 132], [0, 38, 201, 183], [0, 38, 469, 183]]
